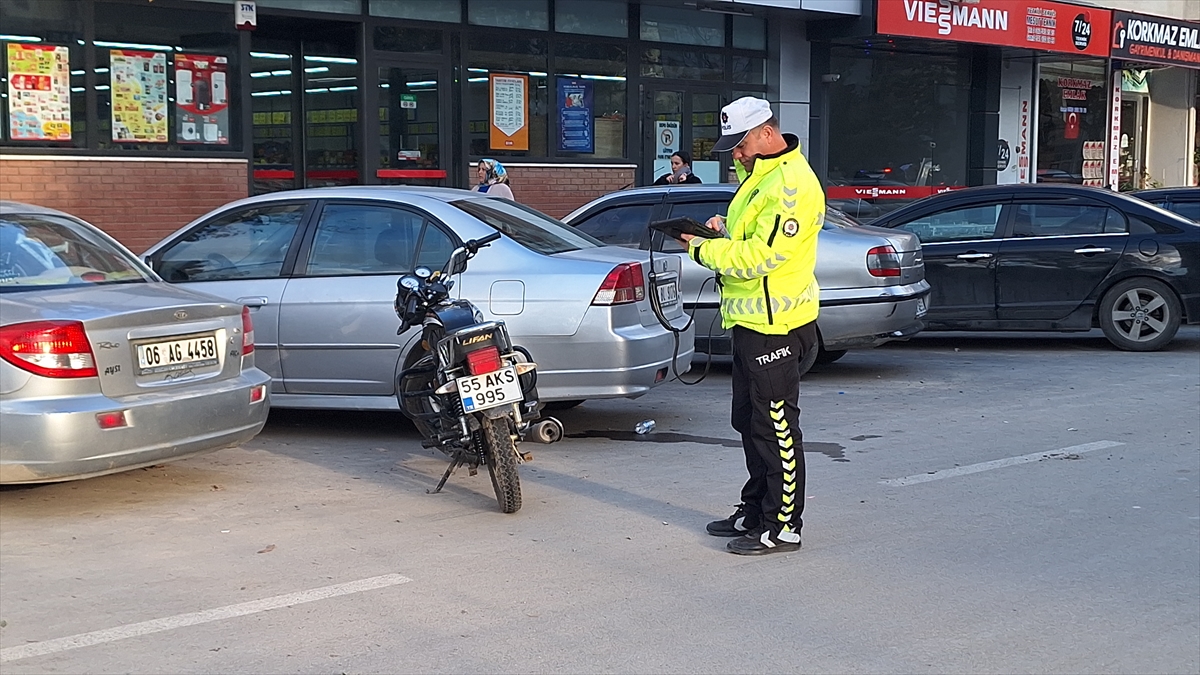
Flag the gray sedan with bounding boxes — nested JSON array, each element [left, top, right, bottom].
[[0, 201, 270, 484], [563, 185, 931, 373], [141, 187, 693, 410]]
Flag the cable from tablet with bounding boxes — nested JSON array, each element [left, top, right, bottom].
[[646, 227, 717, 386]]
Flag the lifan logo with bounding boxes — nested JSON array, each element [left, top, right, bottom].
[[903, 0, 1009, 36], [462, 333, 493, 345]]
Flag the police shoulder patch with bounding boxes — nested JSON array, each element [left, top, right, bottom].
[[782, 218, 800, 237]]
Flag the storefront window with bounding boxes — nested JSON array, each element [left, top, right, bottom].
[[1119, 69, 1149, 191], [378, 65, 441, 180], [640, 4, 724, 47], [733, 15, 766, 51], [641, 48, 724, 81], [303, 49, 360, 187], [373, 27, 443, 55], [0, 0, 86, 148], [1036, 59, 1107, 186], [371, 0, 461, 23], [250, 48, 295, 194], [732, 56, 765, 85], [93, 2, 239, 152], [827, 46, 971, 189], [469, 0, 549, 31], [555, 41, 626, 159], [556, 0, 628, 38], [256, 0, 362, 13], [467, 36, 548, 158]]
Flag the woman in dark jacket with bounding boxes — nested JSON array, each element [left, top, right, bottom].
[[653, 150, 702, 185]]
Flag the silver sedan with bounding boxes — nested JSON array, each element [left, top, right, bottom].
[[0, 201, 270, 484], [140, 187, 693, 410], [563, 185, 931, 373]]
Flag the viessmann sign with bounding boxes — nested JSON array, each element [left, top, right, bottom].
[[877, 0, 1112, 58], [1111, 11, 1200, 68]]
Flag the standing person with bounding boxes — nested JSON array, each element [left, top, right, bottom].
[[472, 158, 515, 200], [653, 150, 703, 185], [679, 97, 824, 556]]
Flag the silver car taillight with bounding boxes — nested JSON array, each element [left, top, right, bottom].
[[592, 262, 646, 305], [241, 306, 255, 355], [0, 320, 98, 379], [866, 245, 902, 278]]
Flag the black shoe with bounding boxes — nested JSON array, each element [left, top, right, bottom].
[[726, 529, 802, 556], [706, 504, 760, 537]]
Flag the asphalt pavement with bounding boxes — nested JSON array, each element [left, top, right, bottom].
[[2, 327, 1198, 674]]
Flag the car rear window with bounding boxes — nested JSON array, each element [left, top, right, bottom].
[[450, 198, 603, 255], [0, 213, 150, 291], [1168, 201, 1200, 222]]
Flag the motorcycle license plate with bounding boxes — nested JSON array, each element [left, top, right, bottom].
[[457, 366, 522, 413], [916, 296, 928, 317]]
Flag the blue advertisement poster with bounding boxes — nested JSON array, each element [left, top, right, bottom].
[[556, 77, 593, 153]]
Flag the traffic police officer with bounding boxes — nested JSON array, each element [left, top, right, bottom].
[[680, 97, 824, 555]]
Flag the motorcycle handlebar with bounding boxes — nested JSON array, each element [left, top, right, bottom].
[[468, 231, 502, 251]]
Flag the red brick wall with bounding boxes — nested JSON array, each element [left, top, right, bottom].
[[498, 165, 636, 219], [0, 157, 248, 253]]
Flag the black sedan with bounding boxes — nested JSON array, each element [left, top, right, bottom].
[[866, 184, 1200, 351], [1133, 187, 1200, 222]]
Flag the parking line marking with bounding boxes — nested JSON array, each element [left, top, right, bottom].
[[0, 573, 412, 663], [879, 441, 1125, 487]]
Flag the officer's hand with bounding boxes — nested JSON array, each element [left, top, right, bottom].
[[704, 216, 724, 232]]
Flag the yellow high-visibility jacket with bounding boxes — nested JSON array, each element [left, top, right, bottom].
[[688, 134, 824, 334]]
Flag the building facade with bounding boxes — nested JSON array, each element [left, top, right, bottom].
[[806, 0, 1199, 218], [0, 0, 1195, 247], [0, 0, 859, 247]]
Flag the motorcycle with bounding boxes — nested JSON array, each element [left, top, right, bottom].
[[393, 231, 562, 513]]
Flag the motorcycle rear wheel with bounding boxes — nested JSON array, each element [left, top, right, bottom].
[[481, 416, 522, 513]]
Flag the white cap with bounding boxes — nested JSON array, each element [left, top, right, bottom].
[[712, 96, 774, 152]]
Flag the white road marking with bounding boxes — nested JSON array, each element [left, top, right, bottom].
[[879, 441, 1125, 487], [0, 573, 412, 663]]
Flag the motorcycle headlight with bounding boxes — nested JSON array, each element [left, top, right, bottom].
[[473, 309, 485, 323]]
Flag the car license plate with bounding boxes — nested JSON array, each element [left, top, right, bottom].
[[136, 334, 219, 374], [656, 280, 679, 305], [916, 296, 927, 317], [458, 366, 522, 413]]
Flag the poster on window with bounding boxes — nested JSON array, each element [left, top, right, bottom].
[[174, 54, 229, 145], [556, 78, 593, 154], [6, 43, 71, 141], [110, 49, 168, 143], [489, 73, 528, 151]]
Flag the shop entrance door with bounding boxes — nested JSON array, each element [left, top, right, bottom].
[[370, 61, 450, 187], [250, 20, 361, 194], [643, 87, 728, 186]]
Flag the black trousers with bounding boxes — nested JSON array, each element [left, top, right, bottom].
[[730, 322, 817, 541]]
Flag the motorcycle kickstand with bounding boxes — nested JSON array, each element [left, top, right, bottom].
[[428, 457, 463, 494]]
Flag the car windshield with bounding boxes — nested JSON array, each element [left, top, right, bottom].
[[451, 198, 603, 255], [0, 212, 150, 291]]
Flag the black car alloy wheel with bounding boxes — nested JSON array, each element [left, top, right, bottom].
[[1098, 278, 1182, 352]]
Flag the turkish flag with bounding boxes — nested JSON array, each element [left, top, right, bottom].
[[1065, 112, 1080, 140]]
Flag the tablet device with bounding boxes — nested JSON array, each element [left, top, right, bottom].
[[649, 216, 723, 240]]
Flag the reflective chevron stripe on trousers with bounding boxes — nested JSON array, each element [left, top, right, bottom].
[[730, 322, 817, 545]]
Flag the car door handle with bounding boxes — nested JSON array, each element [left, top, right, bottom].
[[955, 252, 993, 260], [1073, 247, 1112, 255], [236, 296, 269, 307]]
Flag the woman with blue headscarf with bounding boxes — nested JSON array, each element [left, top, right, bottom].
[[472, 158, 515, 200]]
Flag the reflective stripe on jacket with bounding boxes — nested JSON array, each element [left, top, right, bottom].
[[689, 133, 824, 335]]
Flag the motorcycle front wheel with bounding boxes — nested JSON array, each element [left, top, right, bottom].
[[480, 416, 522, 513]]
